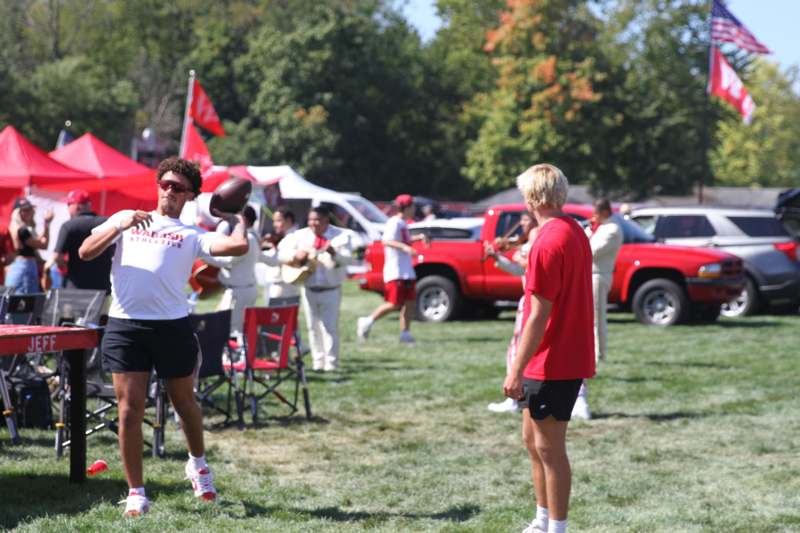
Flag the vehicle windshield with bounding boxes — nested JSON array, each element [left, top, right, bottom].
[[612, 214, 656, 244], [347, 197, 388, 223]]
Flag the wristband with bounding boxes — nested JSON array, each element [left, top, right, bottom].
[[115, 220, 125, 233]]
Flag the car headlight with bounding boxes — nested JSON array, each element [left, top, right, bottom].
[[698, 263, 723, 278]]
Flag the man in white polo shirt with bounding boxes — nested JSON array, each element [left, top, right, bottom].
[[79, 157, 249, 517]]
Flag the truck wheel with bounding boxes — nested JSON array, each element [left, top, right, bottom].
[[416, 275, 460, 322], [720, 277, 758, 318], [632, 279, 688, 326]]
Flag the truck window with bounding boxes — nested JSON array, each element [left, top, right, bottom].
[[655, 215, 715, 239], [495, 212, 522, 239], [728, 216, 790, 237]]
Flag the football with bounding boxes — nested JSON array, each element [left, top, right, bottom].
[[209, 177, 252, 217]]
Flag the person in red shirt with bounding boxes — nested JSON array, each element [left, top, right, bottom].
[[504, 164, 594, 533]]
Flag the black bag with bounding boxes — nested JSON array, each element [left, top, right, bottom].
[[10, 377, 53, 429]]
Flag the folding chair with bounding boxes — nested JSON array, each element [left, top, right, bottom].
[[225, 305, 312, 426], [0, 292, 46, 443], [35, 290, 169, 459], [188, 310, 234, 424]]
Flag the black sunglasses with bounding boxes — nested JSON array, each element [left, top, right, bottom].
[[158, 180, 190, 194]]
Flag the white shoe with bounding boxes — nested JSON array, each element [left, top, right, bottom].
[[357, 317, 372, 341], [522, 520, 546, 533], [399, 331, 415, 344], [572, 395, 591, 420], [185, 460, 218, 502], [121, 493, 150, 516], [487, 398, 520, 413]]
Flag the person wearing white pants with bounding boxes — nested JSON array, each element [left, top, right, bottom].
[[205, 206, 261, 340], [573, 198, 623, 420], [301, 285, 342, 370], [278, 206, 355, 371]]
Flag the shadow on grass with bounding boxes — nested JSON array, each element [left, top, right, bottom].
[[593, 411, 703, 422], [0, 473, 184, 529], [715, 319, 784, 328], [242, 501, 480, 523], [646, 360, 730, 370]]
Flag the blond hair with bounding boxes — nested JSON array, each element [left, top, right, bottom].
[[9, 207, 38, 253], [516, 164, 569, 209]]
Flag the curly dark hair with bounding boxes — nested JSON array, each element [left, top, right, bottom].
[[156, 157, 202, 194]]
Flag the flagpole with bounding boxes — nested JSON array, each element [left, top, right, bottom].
[[179, 69, 196, 157]]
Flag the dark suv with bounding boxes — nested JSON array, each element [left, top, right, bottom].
[[631, 207, 800, 316]]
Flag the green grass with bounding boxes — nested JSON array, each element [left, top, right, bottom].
[[1, 282, 799, 532]]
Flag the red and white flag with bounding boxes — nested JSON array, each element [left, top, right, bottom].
[[708, 46, 756, 124], [711, 0, 771, 55], [181, 121, 213, 171], [190, 80, 226, 137]]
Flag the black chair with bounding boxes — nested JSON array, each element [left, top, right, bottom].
[[0, 292, 46, 443], [189, 310, 234, 425]]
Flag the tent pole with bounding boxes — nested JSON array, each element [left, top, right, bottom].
[[178, 70, 196, 157]]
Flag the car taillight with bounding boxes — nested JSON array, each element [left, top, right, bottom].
[[774, 241, 800, 262]]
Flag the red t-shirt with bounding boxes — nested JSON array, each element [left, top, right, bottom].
[[521, 216, 595, 381]]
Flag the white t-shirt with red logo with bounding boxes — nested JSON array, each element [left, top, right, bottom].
[[382, 215, 416, 283], [93, 211, 220, 320]]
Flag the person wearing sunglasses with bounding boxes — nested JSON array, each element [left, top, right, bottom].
[[79, 157, 249, 517]]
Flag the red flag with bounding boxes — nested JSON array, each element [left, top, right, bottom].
[[181, 121, 213, 171], [708, 46, 756, 124], [190, 80, 226, 137]]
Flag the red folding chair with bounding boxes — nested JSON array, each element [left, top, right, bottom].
[[224, 305, 311, 426]]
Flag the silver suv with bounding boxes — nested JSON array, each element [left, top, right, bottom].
[[631, 207, 800, 317]]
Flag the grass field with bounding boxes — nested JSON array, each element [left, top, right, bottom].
[[1, 281, 799, 532]]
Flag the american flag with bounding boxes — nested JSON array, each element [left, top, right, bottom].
[[711, 0, 771, 54]]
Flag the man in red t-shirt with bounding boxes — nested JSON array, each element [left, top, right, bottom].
[[503, 164, 595, 533]]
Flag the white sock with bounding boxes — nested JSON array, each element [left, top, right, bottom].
[[189, 453, 207, 471], [535, 505, 549, 529], [548, 518, 567, 533], [129, 486, 145, 497], [363, 316, 374, 326]]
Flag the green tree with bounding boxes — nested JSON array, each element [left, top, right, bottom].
[[711, 60, 800, 187], [462, 0, 615, 194]]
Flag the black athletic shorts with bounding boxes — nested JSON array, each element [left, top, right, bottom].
[[521, 378, 583, 421], [102, 317, 198, 379]]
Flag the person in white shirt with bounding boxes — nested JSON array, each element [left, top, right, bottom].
[[357, 194, 428, 344], [258, 207, 299, 304], [79, 157, 249, 517], [204, 206, 260, 340], [572, 197, 623, 421], [277, 206, 355, 371]]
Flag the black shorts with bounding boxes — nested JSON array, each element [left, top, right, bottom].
[[522, 379, 583, 421], [102, 317, 198, 379]]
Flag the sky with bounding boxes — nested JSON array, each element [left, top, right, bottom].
[[402, 0, 800, 71]]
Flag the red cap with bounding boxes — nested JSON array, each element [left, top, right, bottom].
[[66, 189, 90, 205], [394, 194, 413, 208]]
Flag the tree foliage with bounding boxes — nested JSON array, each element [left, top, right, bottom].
[[711, 60, 800, 187], [1, 0, 799, 199]]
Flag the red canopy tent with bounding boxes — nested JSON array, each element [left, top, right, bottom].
[[0, 126, 94, 229], [48, 133, 157, 215]]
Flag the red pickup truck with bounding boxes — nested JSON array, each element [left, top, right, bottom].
[[359, 203, 745, 326]]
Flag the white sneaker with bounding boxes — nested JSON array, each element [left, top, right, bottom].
[[185, 460, 218, 502], [399, 331, 416, 344], [572, 395, 591, 420], [121, 493, 150, 516], [356, 317, 372, 341], [487, 398, 520, 413], [522, 520, 546, 533]]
